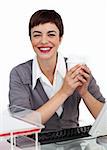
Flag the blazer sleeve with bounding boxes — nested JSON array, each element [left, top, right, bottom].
[[88, 74, 105, 103], [9, 67, 32, 109]]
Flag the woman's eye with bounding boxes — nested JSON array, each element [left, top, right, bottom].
[[33, 34, 41, 37], [48, 34, 56, 37]]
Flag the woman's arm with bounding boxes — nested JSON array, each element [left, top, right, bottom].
[[77, 65, 105, 118], [36, 64, 83, 124], [81, 91, 104, 118]]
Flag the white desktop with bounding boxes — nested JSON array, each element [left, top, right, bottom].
[[89, 102, 107, 149]]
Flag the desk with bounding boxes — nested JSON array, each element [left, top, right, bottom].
[[1, 136, 106, 150], [0, 141, 21, 150], [40, 137, 106, 150]]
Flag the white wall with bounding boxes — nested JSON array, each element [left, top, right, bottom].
[[0, 0, 107, 123]]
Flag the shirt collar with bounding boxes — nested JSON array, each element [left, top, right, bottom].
[[32, 56, 42, 89], [32, 52, 66, 89], [55, 52, 66, 78]]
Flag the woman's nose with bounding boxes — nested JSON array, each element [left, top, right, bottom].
[[41, 35, 48, 44]]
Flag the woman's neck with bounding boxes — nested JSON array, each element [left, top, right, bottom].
[[37, 55, 58, 84]]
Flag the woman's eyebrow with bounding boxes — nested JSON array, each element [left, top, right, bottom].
[[32, 30, 57, 34], [33, 31, 41, 34], [48, 30, 57, 34]]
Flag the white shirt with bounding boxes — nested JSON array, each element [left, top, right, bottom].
[[32, 53, 66, 116]]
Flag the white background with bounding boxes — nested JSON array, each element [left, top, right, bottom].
[[0, 0, 107, 124]]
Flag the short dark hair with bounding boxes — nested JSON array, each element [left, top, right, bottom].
[[29, 9, 64, 39]]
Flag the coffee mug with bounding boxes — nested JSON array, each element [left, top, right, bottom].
[[66, 55, 86, 71]]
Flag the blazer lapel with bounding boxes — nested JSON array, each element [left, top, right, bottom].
[[35, 79, 49, 103]]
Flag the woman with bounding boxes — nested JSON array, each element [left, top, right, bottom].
[[9, 9, 105, 131]]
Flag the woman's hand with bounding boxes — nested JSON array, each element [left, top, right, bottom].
[[60, 64, 83, 97], [60, 64, 91, 98], [77, 65, 91, 97]]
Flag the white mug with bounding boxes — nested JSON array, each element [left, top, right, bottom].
[[67, 55, 87, 71]]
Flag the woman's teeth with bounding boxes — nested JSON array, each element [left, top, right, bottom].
[[39, 47, 51, 51]]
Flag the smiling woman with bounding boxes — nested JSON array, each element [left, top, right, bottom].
[[9, 9, 105, 132], [31, 23, 61, 61]]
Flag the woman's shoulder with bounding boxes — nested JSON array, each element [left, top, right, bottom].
[[12, 59, 32, 70], [10, 59, 33, 78]]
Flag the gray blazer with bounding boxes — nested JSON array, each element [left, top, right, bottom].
[[9, 59, 105, 131]]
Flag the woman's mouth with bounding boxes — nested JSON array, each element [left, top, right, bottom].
[[38, 47, 52, 53]]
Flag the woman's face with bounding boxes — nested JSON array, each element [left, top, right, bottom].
[[31, 22, 62, 61]]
